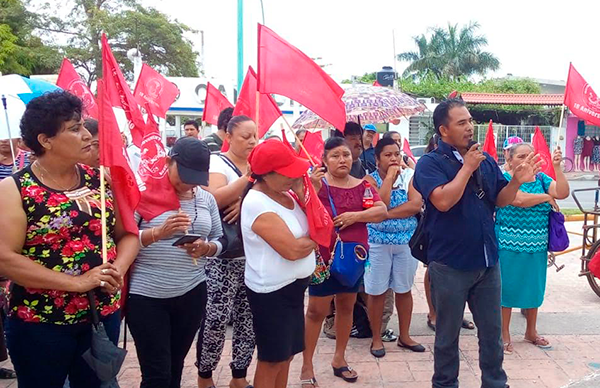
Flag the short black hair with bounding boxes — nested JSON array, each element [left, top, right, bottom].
[[382, 131, 400, 140], [425, 134, 439, 153], [343, 122, 363, 137], [432, 98, 466, 135], [374, 137, 400, 159], [217, 107, 234, 130], [84, 118, 98, 137], [20, 90, 82, 156], [184, 120, 199, 130], [227, 115, 253, 134], [323, 136, 349, 157], [295, 129, 307, 138]]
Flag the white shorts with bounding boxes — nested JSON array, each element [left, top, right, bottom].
[[364, 243, 418, 295]]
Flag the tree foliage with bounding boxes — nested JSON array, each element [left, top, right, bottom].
[[34, 0, 199, 83], [0, 0, 61, 75], [398, 22, 500, 81]]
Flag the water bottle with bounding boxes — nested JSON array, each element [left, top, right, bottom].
[[363, 182, 374, 209]]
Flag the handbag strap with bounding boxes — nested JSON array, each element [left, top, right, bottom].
[[321, 178, 341, 235], [218, 154, 243, 177]]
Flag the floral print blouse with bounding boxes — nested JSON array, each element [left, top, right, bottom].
[[9, 165, 120, 325]]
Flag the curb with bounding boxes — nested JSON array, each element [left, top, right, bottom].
[[565, 214, 597, 222]]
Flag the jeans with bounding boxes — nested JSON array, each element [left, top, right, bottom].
[[128, 281, 207, 388], [6, 311, 121, 388], [429, 262, 507, 388]]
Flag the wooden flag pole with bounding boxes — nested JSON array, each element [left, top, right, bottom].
[[558, 104, 566, 141], [280, 115, 317, 167], [100, 166, 108, 264]]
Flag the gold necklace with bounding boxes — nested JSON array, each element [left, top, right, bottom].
[[34, 161, 80, 191]]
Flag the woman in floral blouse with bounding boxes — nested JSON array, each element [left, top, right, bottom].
[[0, 91, 139, 388]]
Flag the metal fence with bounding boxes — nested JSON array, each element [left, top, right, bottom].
[[474, 125, 559, 165]]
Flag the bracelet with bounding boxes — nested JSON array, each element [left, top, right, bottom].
[[151, 228, 157, 243], [138, 230, 145, 247]]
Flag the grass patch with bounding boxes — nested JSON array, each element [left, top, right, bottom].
[[562, 208, 583, 216]]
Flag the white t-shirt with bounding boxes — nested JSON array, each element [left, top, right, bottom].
[[241, 190, 316, 293], [209, 154, 242, 183]]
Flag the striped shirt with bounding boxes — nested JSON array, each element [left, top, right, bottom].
[[129, 188, 223, 299], [0, 153, 30, 181]]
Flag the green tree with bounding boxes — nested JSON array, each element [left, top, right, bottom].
[[398, 22, 500, 81], [341, 72, 376, 84], [0, 0, 61, 75], [34, 0, 199, 83]]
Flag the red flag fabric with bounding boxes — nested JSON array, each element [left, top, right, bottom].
[[589, 249, 600, 279], [564, 64, 600, 127], [300, 131, 324, 166], [133, 64, 179, 119], [136, 109, 180, 221], [234, 66, 282, 138], [202, 82, 233, 126], [101, 34, 146, 147], [98, 79, 140, 236], [302, 174, 333, 248], [482, 120, 498, 161], [372, 81, 382, 87], [56, 58, 98, 119], [532, 126, 556, 180], [257, 24, 346, 131], [402, 138, 416, 163], [281, 128, 295, 153]]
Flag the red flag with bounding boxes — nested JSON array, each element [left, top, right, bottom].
[[564, 64, 600, 127], [590, 249, 600, 279], [98, 82, 140, 235], [257, 24, 346, 131], [202, 82, 233, 126], [482, 120, 498, 161], [136, 109, 180, 221], [281, 128, 295, 153], [532, 126, 556, 180], [234, 66, 282, 138], [56, 58, 98, 119], [302, 174, 333, 248], [372, 81, 382, 87], [403, 138, 416, 163], [301, 131, 324, 166], [133, 64, 179, 119], [101, 34, 145, 146]]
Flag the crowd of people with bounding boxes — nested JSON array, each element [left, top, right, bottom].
[[0, 90, 569, 388]]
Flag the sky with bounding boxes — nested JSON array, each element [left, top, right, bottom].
[[145, 0, 600, 90]]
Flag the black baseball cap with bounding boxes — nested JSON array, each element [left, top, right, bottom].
[[169, 137, 210, 186]]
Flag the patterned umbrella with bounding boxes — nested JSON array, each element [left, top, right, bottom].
[[292, 84, 426, 130]]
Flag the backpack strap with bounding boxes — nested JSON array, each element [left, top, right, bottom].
[[218, 154, 243, 177]]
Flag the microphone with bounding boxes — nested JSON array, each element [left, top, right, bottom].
[[467, 140, 484, 198]]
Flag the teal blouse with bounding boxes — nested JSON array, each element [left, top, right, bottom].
[[495, 172, 553, 253]]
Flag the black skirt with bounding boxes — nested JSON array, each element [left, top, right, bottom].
[[246, 277, 309, 362]]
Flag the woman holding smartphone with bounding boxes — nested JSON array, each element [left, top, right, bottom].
[[127, 137, 224, 388]]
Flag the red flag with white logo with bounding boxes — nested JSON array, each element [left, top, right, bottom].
[[532, 126, 556, 180], [101, 34, 145, 147], [202, 82, 233, 126], [56, 58, 98, 119], [97, 79, 140, 235], [133, 64, 179, 119], [136, 110, 180, 221], [564, 64, 600, 128]]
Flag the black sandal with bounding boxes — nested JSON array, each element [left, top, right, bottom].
[[332, 365, 358, 382], [461, 319, 475, 330], [0, 368, 16, 379], [427, 315, 436, 332]]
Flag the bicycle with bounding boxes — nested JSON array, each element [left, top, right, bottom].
[[561, 156, 574, 173]]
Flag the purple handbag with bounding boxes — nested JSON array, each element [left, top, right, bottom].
[[548, 210, 569, 252]]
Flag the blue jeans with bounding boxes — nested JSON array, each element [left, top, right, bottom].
[[6, 312, 120, 388], [429, 262, 507, 388]]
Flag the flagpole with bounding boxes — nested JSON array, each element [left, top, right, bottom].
[[237, 0, 244, 92], [280, 115, 317, 167]]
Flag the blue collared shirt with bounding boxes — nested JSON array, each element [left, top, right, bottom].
[[413, 140, 508, 271]]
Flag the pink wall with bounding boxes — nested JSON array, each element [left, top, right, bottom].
[[565, 114, 579, 168]]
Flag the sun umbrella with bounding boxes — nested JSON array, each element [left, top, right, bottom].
[[0, 74, 62, 140], [292, 84, 426, 130], [82, 291, 127, 388]]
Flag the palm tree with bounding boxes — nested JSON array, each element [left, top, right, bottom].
[[398, 22, 500, 81]]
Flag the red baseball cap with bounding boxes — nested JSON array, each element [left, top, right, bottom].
[[248, 139, 310, 178]]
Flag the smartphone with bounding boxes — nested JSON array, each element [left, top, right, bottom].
[[172, 234, 203, 246]]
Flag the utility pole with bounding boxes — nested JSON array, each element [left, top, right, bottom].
[[237, 0, 244, 92]]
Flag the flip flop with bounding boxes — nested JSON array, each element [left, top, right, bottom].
[[332, 365, 358, 383], [461, 319, 475, 330], [503, 342, 514, 355], [300, 377, 318, 388], [525, 336, 552, 349]]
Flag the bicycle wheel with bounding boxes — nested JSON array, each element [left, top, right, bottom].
[[562, 157, 574, 173], [584, 239, 600, 298]]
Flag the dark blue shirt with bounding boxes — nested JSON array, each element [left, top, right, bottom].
[[361, 147, 376, 174], [413, 140, 508, 271]]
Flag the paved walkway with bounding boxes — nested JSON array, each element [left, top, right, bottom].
[[1, 224, 599, 388]]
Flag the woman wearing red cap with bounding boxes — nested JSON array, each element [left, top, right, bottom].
[[301, 137, 387, 386], [240, 139, 317, 388]]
